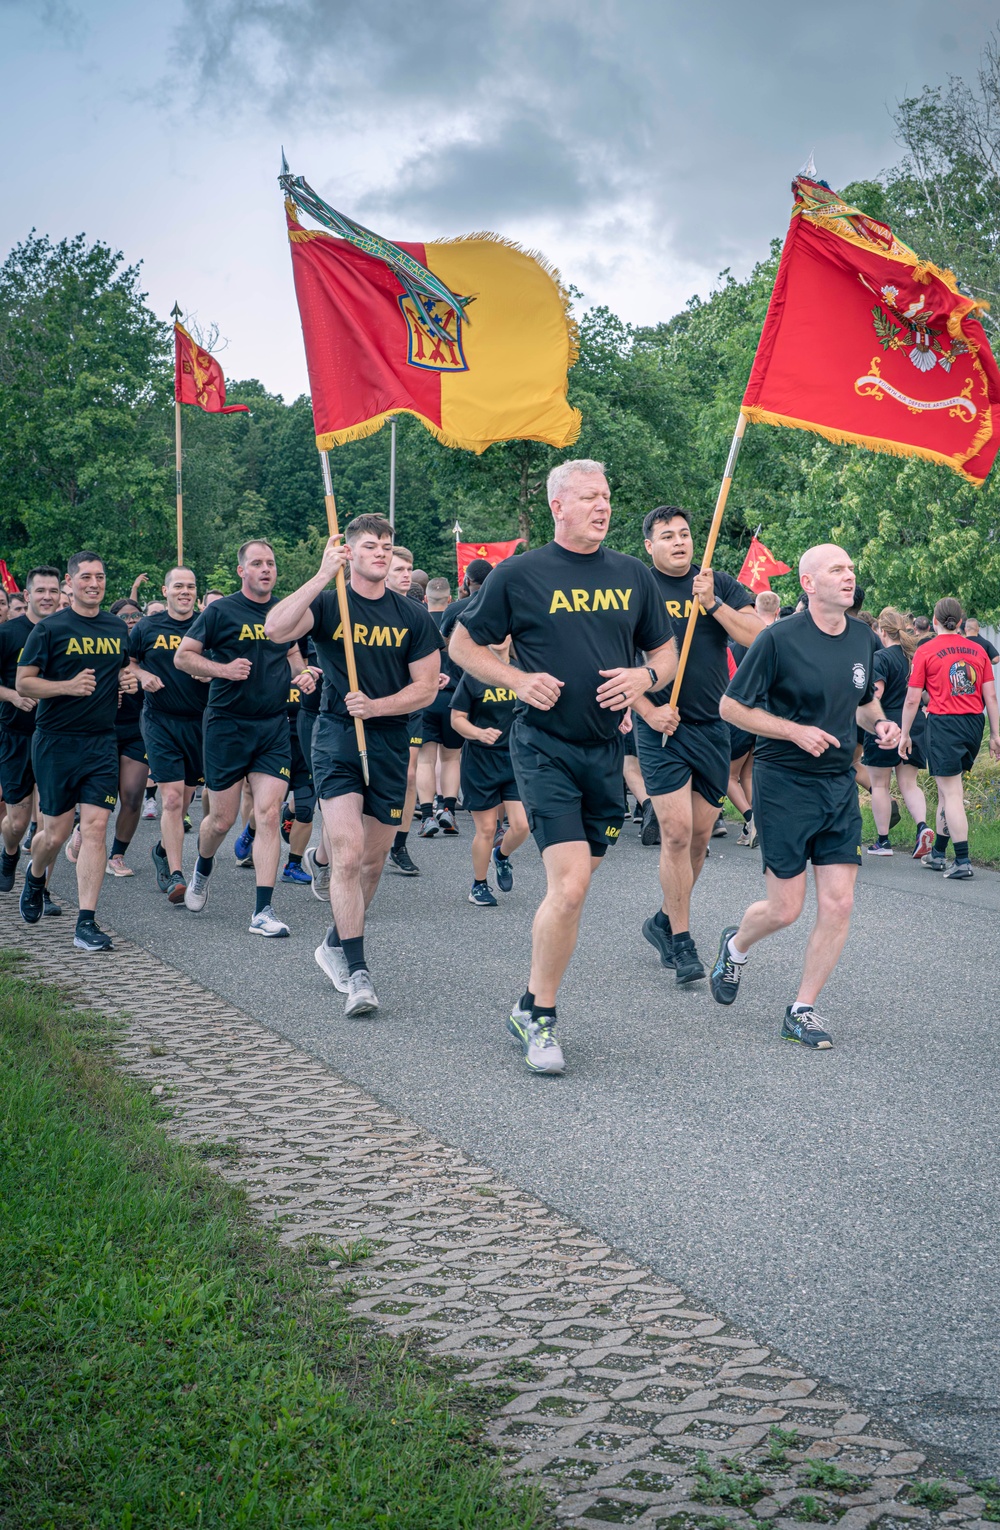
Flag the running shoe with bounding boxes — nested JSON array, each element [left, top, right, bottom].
[[73, 919, 114, 953], [183, 814, 193, 834], [417, 815, 439, 838], [866, 840, 893, 856], [249, 905, 289, 937], [233, 824, 255, 866], [469, 880, 497, 907], [631, 800, 643, 823], [944, 859, 974, 880], [889, 799, 901, 830], [19, 875, 44, 924], [151, 840, 171, 893], [912, 826, 934, 860], [491, 847, 513, 892], [781, 1006, 833, 1048], [438, 808, 459, 834], [42, 891, 62, 917], [303, 846, 330, 899], [388, 844, 420, 876], [0, 849, 19, 893], [184, 868, 211, 912], [280, 801, 292, 844], [507, 1006, 565, 1075], [314, 926, 350, 992], [106, 854, 134, 877], [672, 935, 705, 985], [709, 925, 744, 1005], [639, 799, 660, 846], [712, 815, 728, 838], [166, 871, 187, 904], [641, 915, 674, 969], [281, 861, 312, 885], [22, 820, 36, 852], [493, 819, 508, 849], [65, 826, 81, 864], [924, 848, 948, 872], [736, 818, 754, 847], [345, 969, 379, 1017], [141, 797, 158, 820]]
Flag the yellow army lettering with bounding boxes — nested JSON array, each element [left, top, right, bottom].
[[238, 623, 268, 641], [482, 687, 517, 702], [330, 622, 408, 647], [605, 825, 620, 838], [664, 598, 708, 620], [279, 766, 290, 778], [288, 687, 300, 706], [104, 795, 117, 806], [390, 807, 402, 819], [152, 633, 182, 650], [548, 588, 632, 615], [65, 636, 122, 656]]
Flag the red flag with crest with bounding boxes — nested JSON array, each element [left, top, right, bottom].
[[456, 539, 524, 586], [174, 323, 249, 415], [0, 561, 19, 594], [737, 536, 791, 592]]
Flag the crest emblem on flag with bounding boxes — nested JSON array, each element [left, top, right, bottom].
[[399, 295, 468, 373]]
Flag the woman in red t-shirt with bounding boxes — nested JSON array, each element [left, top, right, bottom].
[[900, 597, 1000, 878]]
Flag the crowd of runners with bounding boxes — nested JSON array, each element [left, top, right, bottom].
[[1, 458, 997, 1072]]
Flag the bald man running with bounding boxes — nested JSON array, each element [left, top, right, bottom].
[[710, 544, 897, 1048]]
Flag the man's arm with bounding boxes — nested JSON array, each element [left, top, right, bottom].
[[856, 696, 897, 747], [719, 694, 841, 758], [130, 660, 164, 694], [174, 636, 251, 684], [16, 663, 96, 700], [597, 636, 678, 712], [450, 622, 564, 711], [692, 571, 763, 646], [984, 680, 1000, 759], [264, 536, 348, 643], [0, 681, 34, 712], [343, 651, 440, 721], [898, 685, 923, 759], [450, 706, 502, 746]]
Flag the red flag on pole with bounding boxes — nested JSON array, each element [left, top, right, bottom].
[[174, 323, 249, 415], [456, 538, 524, 586], [737, 536, 791, 592], [742, 176, 1000, 485], [0, 561, 19, 594]]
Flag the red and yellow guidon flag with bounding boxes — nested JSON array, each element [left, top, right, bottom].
[[456, 538, 524, 585], [174, 323, 249, 415], [743, 176, 1000, 484], [284, 204, 581, 455]]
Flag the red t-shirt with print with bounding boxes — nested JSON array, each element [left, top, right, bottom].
[[909, 633, 992, 715]]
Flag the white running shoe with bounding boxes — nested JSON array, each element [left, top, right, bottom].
[[314, 926, 350, 992], [105, 854, 134, 877], [506, 1004, 565, 1074], [184, 868, 211, 912], [345, 968, 379, 1017], [249, 905, 289, 937], [303, 846, 330, 901], [142, 798, 158, 820]]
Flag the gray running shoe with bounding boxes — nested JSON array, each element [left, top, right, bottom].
[[924, 849, 948, 871], [712, 814, 728, 837], [438, 808, 459, 834], [184, 868, 211, 911], [781, 1006, 833, 1048], [151, 840, 171, 893], [944, 859, 974, 880], [303, 846, 330, 900], [248, 905, 289, 937], [314, 926, 350, 992], [507, 1005, 565, 1074], [345, 968, 379, 1017]]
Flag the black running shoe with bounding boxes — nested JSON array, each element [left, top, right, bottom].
[[710, 925, 744, 1005], [280, 799, 292, 844], [43, 891, 62, 916], [712, 815, 728, 838], [944, 859, 974, 880], [673, 936, 705, 985], [19, 874, 44, 924], [388, 845, 420, 875], [151, 840, 171, 893], [73, 919, 114, 953], [780, 1006, 833, 1048], [889, 798, 901, 830], [640, 799, 660, 846], [23, 820, 36, 852], [641, 915, 674, 968], [0, 849, 19, 892]]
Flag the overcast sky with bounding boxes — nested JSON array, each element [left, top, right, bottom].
[[2, 0, 997, 399]]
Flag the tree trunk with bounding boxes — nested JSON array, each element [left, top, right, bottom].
[[518, 453, 532, 549]]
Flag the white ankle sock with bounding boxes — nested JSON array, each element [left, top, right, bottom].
[[727, 937, 749, 964]]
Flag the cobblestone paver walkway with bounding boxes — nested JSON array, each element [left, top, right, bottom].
[[6, 906, 995, 1529]]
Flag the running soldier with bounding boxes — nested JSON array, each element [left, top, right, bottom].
[[0, 566, 61, 900]]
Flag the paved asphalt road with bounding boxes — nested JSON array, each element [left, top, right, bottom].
[[88, 808, 999, 1472]]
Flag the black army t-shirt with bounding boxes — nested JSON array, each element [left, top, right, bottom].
[[19, 608, 129, 735], [307, 585, 443, 732], [130, 611, 208, 717], [186, 592, 292, 719], [0, 614, 38, 736], [725, 610, 877, 775], [869, 643, 910, 725], [459, 543, 671, 744], [451, 672, 518, 750], [648, 567, 755, 722], [436, 597, 469, 691]]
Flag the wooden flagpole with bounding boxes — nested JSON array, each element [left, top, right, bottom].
[[665, 411, 747, 724], [171, 301, 184, 565], [320, 450, 369, 784]]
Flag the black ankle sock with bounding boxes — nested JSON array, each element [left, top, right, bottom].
[[877, 833, 891, 846], [419, 802, 434, 820], [530, 1003, 556, 1023], [144, 785, 156, 800], [287, 853, 303, 867], [520, 989, 534, 1011], [254, 886, 273, 915], [494, 847, 509, 863], [393, 830, 408, 850], [26, 866, 45, 887], [472, 877, 488, 889], [341, 935, 366, 975], [916, 820, 927, 834], [2, 846, 18, 866], [111, 838, 129, 858], [654, 909, 671, 932], [673, 929, 691, 945], [443, 796, 457, 813], [154, 840, 165, 858], [954, 839, 969, 860], [743, 808, 753, 823], [245, 823, 256, 840], [196, 853, 215, 877], [934, 833, 949, 854], [76, 908, 96, 926]]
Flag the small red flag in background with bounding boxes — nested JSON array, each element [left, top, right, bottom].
[[737, 536, 791, 593], [742, 176, 1000, 485], [0, 561, 19, 594], [456, 539, 524, 586], [174, 323, 249, 415]]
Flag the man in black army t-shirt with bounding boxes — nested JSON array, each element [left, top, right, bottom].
[[632, 506, 762, 985], [450, 458, 676, 1076], [0, 566, 61, 897], [266, 514, 442, 1019], [16, 551, 137, 952], [129, 566, 207, 904], [176, 540, 300, 937], [711, 543, 897, 1049]]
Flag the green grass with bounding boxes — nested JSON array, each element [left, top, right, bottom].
[[0, 952, 549, 1530]]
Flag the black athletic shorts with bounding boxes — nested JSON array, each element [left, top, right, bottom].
[[0, 731, 34, 804], [421, 693, 463, 751], [861, 713, 926, 771], [636, 715, 729, 807], [141, 710, 204, 787], [311, 717, 408, 826], [510, 718, 624, 857], [288, 725, 313, 794], [116, 728, 147, 765], [460, 742, 520, 812], [202, 709, 290, 792], [729, 724, 755, 760], [32, 729, 119, 818], [925, 712, 984, 777], [407, 711, 424, 749], [296, 709, 317, 772], [622, 726, 638, 759], [753, 763, 861, 880]]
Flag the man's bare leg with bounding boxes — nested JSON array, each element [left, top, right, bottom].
[[797, 863, 858, 1006], [652, 785, 718, 933], [528, 841, 602, 1008], [76, 803, 112, 911]]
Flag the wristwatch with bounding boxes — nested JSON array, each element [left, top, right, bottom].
[[702, 601, 720, 616], [644, 665, 658, 690]]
